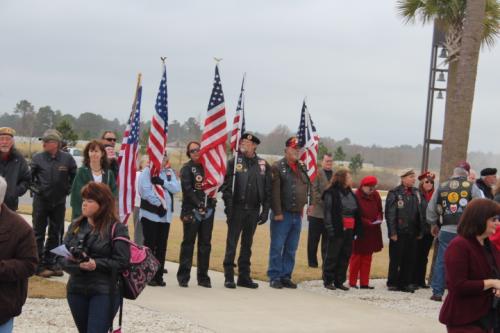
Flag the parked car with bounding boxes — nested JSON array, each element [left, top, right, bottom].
[[67, 147, 83, 167]]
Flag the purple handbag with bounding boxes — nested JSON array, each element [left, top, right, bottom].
[[111, 223, 159, 300]]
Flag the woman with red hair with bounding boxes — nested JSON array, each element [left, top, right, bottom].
[[348, 176, 383, 289]]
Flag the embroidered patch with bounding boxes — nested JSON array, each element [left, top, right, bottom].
[[449, 180, 460, 190], [448, 192, 459, 204]]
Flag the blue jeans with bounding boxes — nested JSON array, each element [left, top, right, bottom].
[[67, 293, 121, 333], [431, 230, 457, 296], [267, 211, 302, 281], [0, 318, 13, 333]]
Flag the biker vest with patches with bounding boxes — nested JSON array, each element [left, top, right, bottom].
[[437, 177, 472, 226]]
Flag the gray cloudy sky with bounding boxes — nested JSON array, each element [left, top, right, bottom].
[[0, 0, 498, 152]]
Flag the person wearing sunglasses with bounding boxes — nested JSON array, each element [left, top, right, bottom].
[[176, 141, 216, 288], [439, 199, 500, 332], [100, 131, 118, 179], [412, 171, 436, 289], [427, 161, 484, 302]]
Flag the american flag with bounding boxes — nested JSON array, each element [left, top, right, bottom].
[[229, 75, 246, 153], [118, 81, 142, 224], [297, 100, 319, 182], [147, 63, 169, 208], [200, 64, 228, 198]]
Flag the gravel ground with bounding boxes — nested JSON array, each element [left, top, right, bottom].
[[299, 279, 443, 319], [15, 298, 214, 333]]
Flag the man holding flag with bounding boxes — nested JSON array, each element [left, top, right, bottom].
[[138, 61, 181, 287], [221, 132, 272, 289], [176, 64, 226, 288]]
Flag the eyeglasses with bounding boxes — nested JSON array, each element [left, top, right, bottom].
[[189, 148, 200, 154], [104, 137, 117, 142]]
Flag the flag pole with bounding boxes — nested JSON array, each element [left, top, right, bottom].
[[130, 73, 142, 122], [231, 73, 246, 194]]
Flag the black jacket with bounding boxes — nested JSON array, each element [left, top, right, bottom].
[[0, 148, 30, 210], [476, 178, 494, 200], [385, 185, 425, 237], [323, 184, 363, 238], [180, 159, 216, 216], [30, 150, 77, 205], [60, 219, 130, 295], [221, 154, 272, 212]]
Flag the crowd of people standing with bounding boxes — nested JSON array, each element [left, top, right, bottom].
[[1, 124, 500, 332]]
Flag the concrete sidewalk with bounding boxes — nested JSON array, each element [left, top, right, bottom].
[[135, 262, 443, 333]]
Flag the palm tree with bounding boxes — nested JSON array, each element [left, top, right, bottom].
[[397, 0, 500, 180]]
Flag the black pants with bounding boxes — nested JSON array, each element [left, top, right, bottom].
[[223, 208, 259, 281], [307, 216, 328, 267], [177, 212, 214, 284], [413, 232, 434, 286], [323, 229, 353, 285], [32, 197, 66, 268], [387, 233, 417, 288], [141, 217, 170, 283]]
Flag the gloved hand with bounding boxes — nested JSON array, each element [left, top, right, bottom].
[[156, 204, 167, 217], [151, 176, 164, 186], [197, 201, 206, 215], [257, 210, 269, 225], [224, 206, 233, 219]]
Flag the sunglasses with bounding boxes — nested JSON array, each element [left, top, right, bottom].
[[104, 137, 117, 142], [493, 216, 500, 222], [189, 148, 200, 154]]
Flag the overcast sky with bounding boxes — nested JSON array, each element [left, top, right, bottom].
[[0, 0, 498, 152]]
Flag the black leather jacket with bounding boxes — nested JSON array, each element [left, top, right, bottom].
[[385, 185, 425, 237], [323, 184, 363, 238], [221, 154, 272, 212], [180, 159, 216, 215], [60, 219, 130, 295], [0, 148, 31, 210], [30, 150, 77, 205]]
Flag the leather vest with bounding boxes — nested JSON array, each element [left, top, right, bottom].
[[277, 159, 308, 213], [437, 177, 473, 226], [233, 155, 268, 209]]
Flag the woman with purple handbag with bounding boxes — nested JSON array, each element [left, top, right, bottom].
[[59, 182, 130, 333]]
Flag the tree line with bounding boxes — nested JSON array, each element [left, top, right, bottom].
[[2, 99, 498, 172]]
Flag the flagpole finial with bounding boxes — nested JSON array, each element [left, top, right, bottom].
[[160, 57, 167, 64], [214, 57, 223, 64]]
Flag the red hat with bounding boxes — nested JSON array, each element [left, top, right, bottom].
[[418, 171, 436, 181], [457, 160, 471, 172], [360, 176, 378, 187], [285, 136, 299, 149]]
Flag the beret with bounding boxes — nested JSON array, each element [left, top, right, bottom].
[[481, 168, 497, 177], [360, 176, 378, 187], [285, 136, 299, 148], [418, 171, 436, 181]]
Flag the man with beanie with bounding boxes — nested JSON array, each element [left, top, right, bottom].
[[307, 153, 333, 268], [31, 129, 77, 278], [268, 137, 309, 289], [0, 127, 31, 211], [427, 161, 484, 301], [222, 133, 271, 289], [385, 168, 425, 292], [476, 168, 497, 200]]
